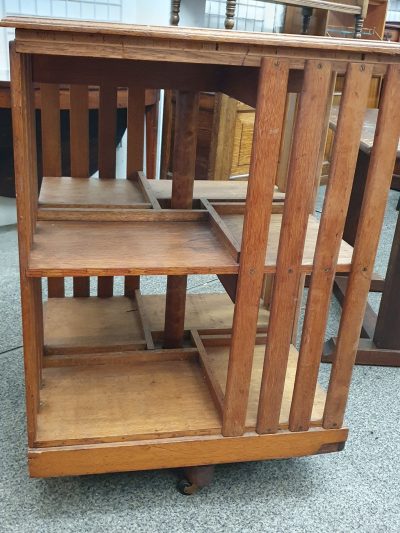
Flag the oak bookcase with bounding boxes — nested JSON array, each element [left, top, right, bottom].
[[4, 16, 400, 493]]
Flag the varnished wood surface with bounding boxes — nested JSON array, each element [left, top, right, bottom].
[[222, 213, 354, 272], [3, 16, 400, 56], [44, 297, 146, 354], [208, 344, 326, 431], [150, 179, 285, 201], [28, 220, 238, 276], [330, 106, 400, 156], [35, 341, 326, 447], [36, 357, 221, 446], [44, 294, 269, 354], [28, 427, 348, 477], [39, 177, 149, 208]]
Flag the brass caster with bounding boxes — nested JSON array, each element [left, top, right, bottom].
[[177, 479, 199, 495]]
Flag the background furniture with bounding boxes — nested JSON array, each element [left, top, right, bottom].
[[5, 16, 400, 492], [324, 108, 400, 366]]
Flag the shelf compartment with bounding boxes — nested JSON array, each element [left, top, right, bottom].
[[39, 176, 154, 209], [36, 350, 222, 447], [44, 296, 147, 354], [44, 294, 269, 354], [27, 218, 239, 277], [202, 340, 326, 430], [219, 212, 354, 272]]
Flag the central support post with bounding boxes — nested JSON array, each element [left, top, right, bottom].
[[163, 91, 199, 348]]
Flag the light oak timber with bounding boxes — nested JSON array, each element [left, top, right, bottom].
[[289, 63, 372, 433], [164, 91, 199, 348], [134, 289, 155, 350], [323, 338, 400, 367], [223, 58, 289, 437], [324, 64, 400, 429], [28, 220, 238, 277], [43, 294, 269, 355], [10, 45, 42, 444], [28, 428, 348, 478], [257, 60, 332, 435], [39, 177, 151, 209], [69, 84, 90, 297], [37, 208, 206, 222], [221, 213, 353, 272]]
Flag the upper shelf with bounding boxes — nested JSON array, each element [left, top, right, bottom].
[[28, 219, 239, 277]]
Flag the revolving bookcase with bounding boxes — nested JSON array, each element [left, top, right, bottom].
[[4, 16, 400, 492]]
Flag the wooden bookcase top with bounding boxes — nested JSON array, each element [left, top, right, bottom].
[[2, 16, 400, 70]]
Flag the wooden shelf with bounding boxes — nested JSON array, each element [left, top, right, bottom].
[[44, 294, 269, 354], [39, 177, 152, 209], [35, 341, 326, 446], [221, 212, 354, 272], [205, 343, 326, 431], [36, 353, 222, 446], [28, 219, 239, 277]]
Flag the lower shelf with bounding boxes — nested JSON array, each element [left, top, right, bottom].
[[35, 342, 326, 447]]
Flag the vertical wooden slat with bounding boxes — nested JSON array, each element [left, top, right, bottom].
[[222, 58, 289, 437], [40, 83, 61, 177], [10, 46, 43, 445], [98, 83, 117, 297], [127, 86, 145, 178], [145, 100, 158, 179], [163, 91, 199, 348], [70, 84, 91, 297], [40, 82, 64, 298], [125, 86, 145, 296], [256, 60, 332, 435], [323, 64, 400, 429], [70, 84, 89, 178], [289, 63, 373, 432]]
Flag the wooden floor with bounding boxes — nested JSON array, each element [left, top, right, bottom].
[[35, 343, 326, 447], [44, 294, 268, 352]]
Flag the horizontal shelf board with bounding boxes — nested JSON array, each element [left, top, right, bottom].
[[28, 220, 239, 276], [36, 356, 222, 446], [44, 294, 269, 354], [221, 213, 354, 272], [144, 293, 268, 333], [39, 177, 150, 209], [205, 343, 326, 430], [150, 179, 285, 202]]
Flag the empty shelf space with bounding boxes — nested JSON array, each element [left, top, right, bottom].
[[44, 294, 269, 354], [205, 343, 326, 430], [28, 220, 239, 277], [39, 177, 151, 208], [221, 213, 354, 272], [44, 296, 146, 354], [36, 355, 222, 446]]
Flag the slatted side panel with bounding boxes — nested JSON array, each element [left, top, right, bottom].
[[288, 63, 373, 432], [97, 82, 117, 298], [222, 58, 289, 437], [40, 83, 64, 298], [70, 84, 91, 298], [124, 86, 146, 297], [323, 64, 400, 429], [256, 60, 332, 435]]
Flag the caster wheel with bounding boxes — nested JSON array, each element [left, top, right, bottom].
[[177, 479, 199, 495]]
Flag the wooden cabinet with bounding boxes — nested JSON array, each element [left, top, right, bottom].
[[5, 16, 400, 491]]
